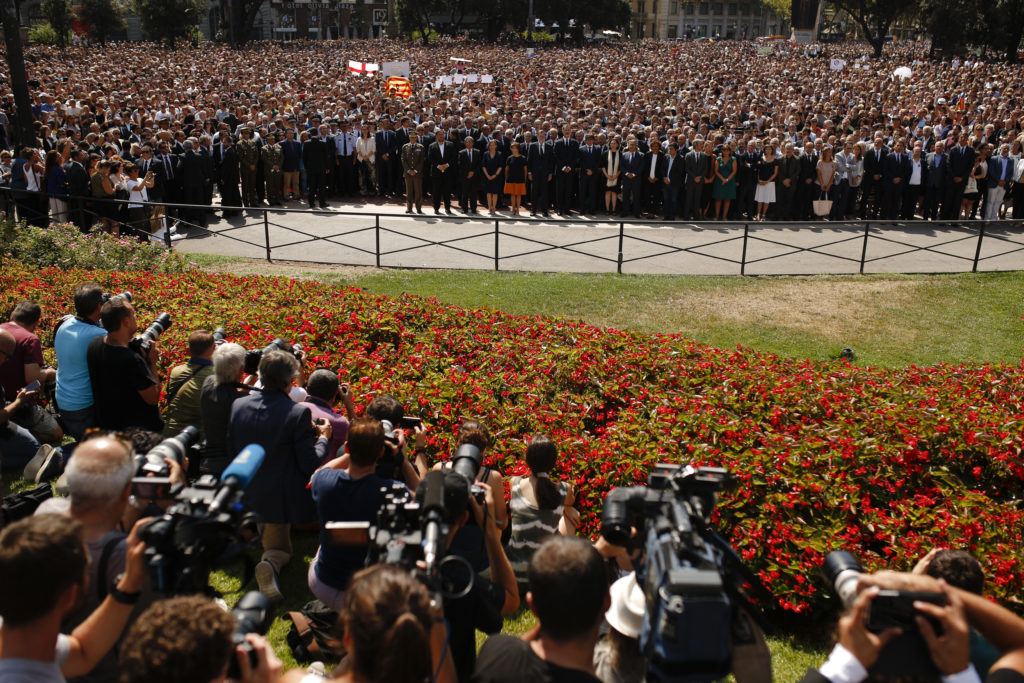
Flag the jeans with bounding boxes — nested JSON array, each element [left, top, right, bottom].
[[0, 422, 42, 470], [60, 405, 96, 441]]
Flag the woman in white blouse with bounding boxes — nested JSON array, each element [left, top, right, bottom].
[[355, 123, 376, 196]]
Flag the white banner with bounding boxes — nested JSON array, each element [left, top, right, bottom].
[[382, 61, 410, 78], [830, 58, 846, 71]]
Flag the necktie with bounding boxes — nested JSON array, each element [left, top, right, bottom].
[[341, 135, 347, 156], [164, 155, 172, 179]]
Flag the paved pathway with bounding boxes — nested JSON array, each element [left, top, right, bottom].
[[175, 198, 1024, 275]]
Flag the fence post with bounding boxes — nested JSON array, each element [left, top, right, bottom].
[[617, 222, 625, 274], [494, 220, 500, 271], [972, 222, 986, 273], [375, 214, 381, 268], [859, 222, 870, 275], [263, 210, 272, 262], [740, 223, 749, 276]]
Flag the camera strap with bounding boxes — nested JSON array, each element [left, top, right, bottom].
[[95, 534, 124, 602]]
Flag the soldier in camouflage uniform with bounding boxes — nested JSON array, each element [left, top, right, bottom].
[[262, 133, 284, 206], [236, 127, 261, 206]]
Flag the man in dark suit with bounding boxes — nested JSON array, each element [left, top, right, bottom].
[[881, 141, 912, 220], [428, 133, 456, 214], [923, 140, 948, 220], [734, 141, 760, 220], [527, 130, 554, 217], [178, 140, 206, 229], [375, 117, 397, 197], [552, 126, 579, 216], [641, 138, 665, 217], [662, 142, 685, 221], [797, 142, 819, 221], [577, 132, 601, 215], [620, 138, 645, 218], [154, 141, 181, 222], [458, 136, 483, 214], [218, 136, 242, 217], [683, 140, 710, 221], [64, 149, 92, 232], [198, 135, 216, 221], [861, 137, 890, 219], [775, 143, 801, 221], [228, 350, 331, 601], [302, 127, 332, 210], [944, 133, 975, 220]]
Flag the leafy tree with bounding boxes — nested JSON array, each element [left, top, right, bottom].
[[133, 0, 204, 46], [215, 0, 263, 44], [396, 0, 439, 44], [75, 0, 126, 45], [917, 0, 982, 56], [534, 0, 629, 45], [41, 0, 71, 48], [826, 0, 916, 57], [983, 0, 1024, 63]]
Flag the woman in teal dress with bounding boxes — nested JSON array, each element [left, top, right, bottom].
[[712, 144, 737, 220]]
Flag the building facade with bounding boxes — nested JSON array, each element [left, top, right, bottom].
[[630, 0, 785, 40]]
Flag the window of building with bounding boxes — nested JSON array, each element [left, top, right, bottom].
[[699, 2, 709, 13], [712, 22, 722, 35], [669, 23, 678, 36], [684, 2, 694, 12], [740, 2, 750, 14], [754, 3, 762, 15], [728, 3, 737, 14], [671, 1, 679, 13], [712, 3, 723, 14]]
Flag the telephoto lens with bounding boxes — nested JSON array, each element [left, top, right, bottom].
[[822, 550, 864, 608], [141, 312, 172, 343]]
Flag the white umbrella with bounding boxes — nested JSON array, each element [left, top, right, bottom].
[[450, 57, 472, 63], [892, 66, 913, 80]]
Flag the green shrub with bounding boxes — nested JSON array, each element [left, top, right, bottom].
[[28, 23, 72, 46], [0, 217, 194, 273]]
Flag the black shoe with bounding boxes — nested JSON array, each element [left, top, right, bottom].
[[446, 209, 453, 215], [320, 203, 329, 209], [434, 209, 440, 215], [416, 208, 424, 214], [405, 209, 413, 214]]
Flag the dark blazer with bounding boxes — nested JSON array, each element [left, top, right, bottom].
[[64, 160, 90, 198], [620, 149, 644, 178], [428, 140, 457, 178], [374, 129, 398, 161], [924, 152, 949, 188], [149, 154, 179, 201], [179, 150, 205, 188], [684, 149, 710, 185], [797, 669, 831, 683], [863, 145, 890, 179], [799, 152, 819, 182], [642, 150, 665, 182], [227, 389, 328, 524], [663, 152, 685, 187], [948, 144, 976, 181], [302, 137, 332, 174], [987, 155, 1014, 189], [552, 137, 579, 172], [578, 144, 602, 173], [882, 151, 913, 185], [458, 146, 483, 184], [527, 141, 554, 178]]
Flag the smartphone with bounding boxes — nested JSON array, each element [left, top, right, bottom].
[[23, 380, 41, 393], [324, 521, 371, 545], [401, 416, 422, 430]]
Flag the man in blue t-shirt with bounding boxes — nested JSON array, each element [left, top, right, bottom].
[[54, 283, 107, 440]]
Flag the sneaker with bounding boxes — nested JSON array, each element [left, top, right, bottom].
[[24, 444, 62, 484], [169, 224, 179, 235], [169, 233, 186, 242], [255, 560, 283, 602], [306, 662, 328, 678]]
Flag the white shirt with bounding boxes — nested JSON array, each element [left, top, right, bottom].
[[909, 157, 922, 185], [126, 177, 148, 208]]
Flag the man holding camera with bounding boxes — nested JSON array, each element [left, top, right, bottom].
[[0, 300, 61, 446], [163, 330, 216, 439], [0, 514, 149, 683], [300, 369, 354, 461], [54, 283, 108, 440], [228, 350, 331, 602], [85, 297, 163, 433], [0, 328, 51, 472]]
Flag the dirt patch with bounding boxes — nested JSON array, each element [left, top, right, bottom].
[[669, 278, 926, 338], [200, 258, 380, 281]]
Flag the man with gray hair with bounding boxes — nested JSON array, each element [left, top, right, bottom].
[[199, 342, 249, 477], [228, 351, 331, 601]]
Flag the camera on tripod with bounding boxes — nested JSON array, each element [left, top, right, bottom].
[[243, 337, 304, 375], [131, 426, 199, 500], [138, 444, 265, 596], [600, 464, 770, 683]]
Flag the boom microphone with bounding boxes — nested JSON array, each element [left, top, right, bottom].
[[209, 445, 266, 514]]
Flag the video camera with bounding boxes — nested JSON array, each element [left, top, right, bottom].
[[139, 445, 265, 595], [822, 551, 947, 677], [243, 338, 304, 376], [131, 426, 199, 500], [327, 471, 474, 608], [601, 464, 770, 683]]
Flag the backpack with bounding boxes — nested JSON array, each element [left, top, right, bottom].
[[286, 600, 346, 663]]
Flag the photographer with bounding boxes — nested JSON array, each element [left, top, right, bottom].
[[0, 328, 55, 473], [473, 536, 609, 683], [228, 350, 331, 602], [300, 369, 355, 460], [309, 417, 412, 611], [0, 514, 149, 682], [162, 330, 215, 438], [61, 432, 167, 683], [85, 296, 162, 433], [365, 395, 429, 480], [119, 596, 282, 683], [199, 342, 251, 477], [54, 283, 107, 440], [0, 300, 61, 446]]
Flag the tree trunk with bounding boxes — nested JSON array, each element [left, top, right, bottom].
[[1005, 24, 1022, 63], [871, 35, 884, 57], [2, 0, 36, 150]]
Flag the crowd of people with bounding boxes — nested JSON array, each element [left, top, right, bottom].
[[1, 37, 1023, 241], [5, 34, 1024, 683], [4, 284, 1024, 682]]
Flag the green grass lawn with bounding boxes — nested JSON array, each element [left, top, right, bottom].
[[192, 254, 1024, 368]]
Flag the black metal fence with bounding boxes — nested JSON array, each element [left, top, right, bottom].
[[4, 187, 1023, 275]]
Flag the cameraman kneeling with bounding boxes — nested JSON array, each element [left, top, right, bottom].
[[119, 595, 282, 683]]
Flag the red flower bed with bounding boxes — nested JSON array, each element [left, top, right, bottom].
[[5, 264, 1023, 616]]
